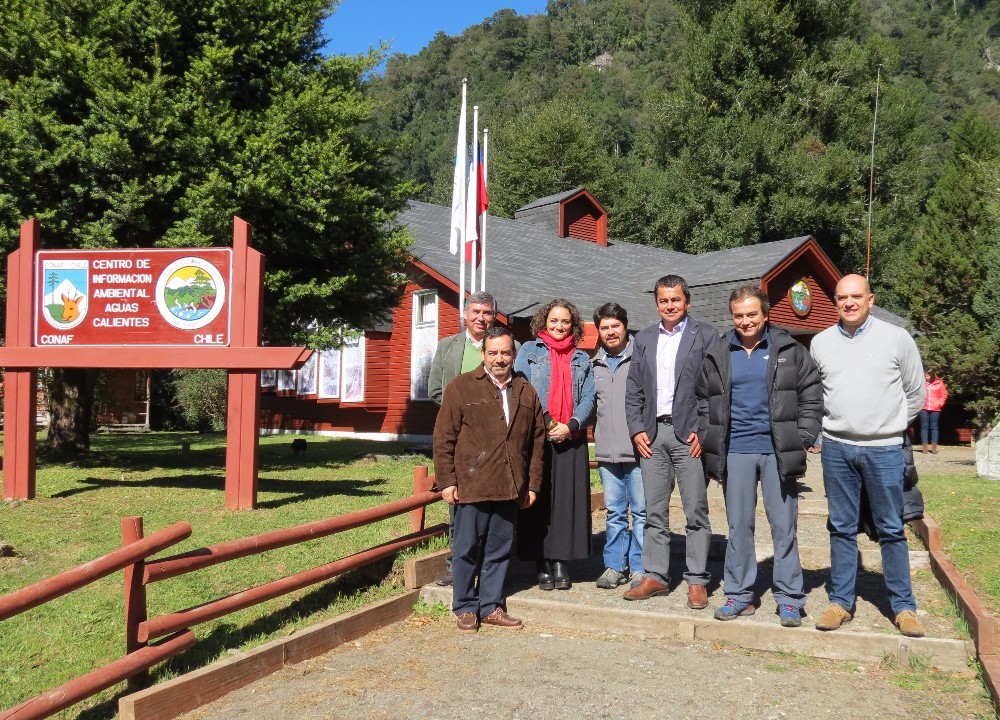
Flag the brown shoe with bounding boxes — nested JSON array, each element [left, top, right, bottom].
[[456, 612, 479, 633], [480, 608, 523, 629], [623, 576, 670, 601], [815, 603, 852, 631], [895, 610, 925, 638], [687, 584, 709, 609]]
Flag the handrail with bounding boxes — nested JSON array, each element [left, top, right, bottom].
[[0, 631, 195, 720], [138, 524, 446, 642], [0, 522, 191, 622], [144, 489, 441, 584]]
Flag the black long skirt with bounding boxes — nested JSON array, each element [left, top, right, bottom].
[[517, 435, 591, 562]]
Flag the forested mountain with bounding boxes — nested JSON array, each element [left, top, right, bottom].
[[361, 0, 1000, 431]]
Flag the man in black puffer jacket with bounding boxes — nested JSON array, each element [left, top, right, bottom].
[[696, 286, 823, 627]]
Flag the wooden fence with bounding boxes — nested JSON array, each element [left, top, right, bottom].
[[0, 467, 442, 720]]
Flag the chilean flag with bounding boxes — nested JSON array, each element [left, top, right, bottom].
[[464, 135, 488, 267]]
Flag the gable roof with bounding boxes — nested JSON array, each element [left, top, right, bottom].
[[515, 187, 590, 213], [400, 200, 818, 331]]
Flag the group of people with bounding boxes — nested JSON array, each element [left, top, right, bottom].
[[430, 274, 929, 639]]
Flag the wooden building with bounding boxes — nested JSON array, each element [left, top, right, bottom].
[[259, 189, 908, 442]]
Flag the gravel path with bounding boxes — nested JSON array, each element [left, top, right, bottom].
[[180, 617, 990, 720]]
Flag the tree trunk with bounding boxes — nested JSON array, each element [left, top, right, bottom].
[[46, 368, 98, 454]]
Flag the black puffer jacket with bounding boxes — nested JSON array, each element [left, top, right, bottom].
[[696, 326, 823, 483]]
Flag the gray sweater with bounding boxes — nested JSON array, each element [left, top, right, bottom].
[[592, 339, 640, 464], [810, 317, 925, 446]]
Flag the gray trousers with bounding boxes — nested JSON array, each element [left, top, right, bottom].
[[640, 422, 711, 586], [722, 453, 805, 608]]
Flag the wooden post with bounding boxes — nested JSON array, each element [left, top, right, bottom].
[[2, 220, 40, 500], [225, 218, 263, 510], [122, 516, 149, 691], [410, 465, 430, 533]]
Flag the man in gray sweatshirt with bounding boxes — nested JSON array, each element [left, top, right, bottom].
[[591, 303, 645, 589], [810, 274, 926, 637]]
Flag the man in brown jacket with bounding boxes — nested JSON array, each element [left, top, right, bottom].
[[432, 326, 545, 633]]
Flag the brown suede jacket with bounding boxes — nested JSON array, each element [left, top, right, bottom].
[[432, 367, 545, 503]]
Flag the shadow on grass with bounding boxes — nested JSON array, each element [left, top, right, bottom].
[[74, 558, 398, 720], [50, 474, 391, 509], [30, 436, 428, 475]]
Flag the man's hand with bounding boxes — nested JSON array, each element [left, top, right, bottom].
[[633, 431, 652, 459], [687, 432, 702, 458], [442, 486, 459, 505], [520, 490, 537, 509]]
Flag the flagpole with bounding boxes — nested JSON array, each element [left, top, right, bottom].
[[481, 127, 488, 291], [467, 106, 480, 295], [451, 80, 468, 330]]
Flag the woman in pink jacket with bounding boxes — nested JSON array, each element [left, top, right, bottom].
[[920, 369, 948, 454]]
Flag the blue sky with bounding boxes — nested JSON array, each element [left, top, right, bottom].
[[322, 1, 548, 64]]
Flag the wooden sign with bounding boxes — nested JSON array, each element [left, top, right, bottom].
[[35, 249, 232, 346]]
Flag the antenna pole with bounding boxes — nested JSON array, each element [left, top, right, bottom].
[[866, 65, 882, 280]]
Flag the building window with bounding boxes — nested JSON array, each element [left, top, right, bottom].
[[411, 290, 438, 400]]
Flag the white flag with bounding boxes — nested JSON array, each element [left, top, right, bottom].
[[450, 81, 468, 255]]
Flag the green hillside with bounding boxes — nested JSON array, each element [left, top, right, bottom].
[[362, 0, 1000, 431]]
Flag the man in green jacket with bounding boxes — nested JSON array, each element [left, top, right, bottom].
[[432, 326, 545, 633]]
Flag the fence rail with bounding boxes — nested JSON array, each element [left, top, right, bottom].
[[0, 466, 442, 720], [0, 522, 191, 622]]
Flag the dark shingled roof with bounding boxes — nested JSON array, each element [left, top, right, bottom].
[[403, 201, 806, 331], [515, 187, 588, 213], [399, 200, 912, 332]]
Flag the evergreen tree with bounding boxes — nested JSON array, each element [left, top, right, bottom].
[[0, 0, 415, 451], [898, 110, 1000, 433]]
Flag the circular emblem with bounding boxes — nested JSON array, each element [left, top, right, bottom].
[[788, 279, 812, 318], [155, 257, 226, 330]]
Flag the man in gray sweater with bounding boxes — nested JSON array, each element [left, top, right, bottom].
[[810, 274, 926, 637], [591, 303, 645, 589]]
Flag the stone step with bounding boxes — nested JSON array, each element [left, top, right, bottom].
[[420, 584, 970, 673]]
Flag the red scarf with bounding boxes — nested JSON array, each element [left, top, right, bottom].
[[538, 329, 575, 424]]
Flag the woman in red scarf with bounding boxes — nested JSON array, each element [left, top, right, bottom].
[[514, 299, 597, 590]]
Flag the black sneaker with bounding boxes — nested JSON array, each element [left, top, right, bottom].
[[434, 571, 453, 586]]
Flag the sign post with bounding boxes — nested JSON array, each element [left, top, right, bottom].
[[0, 218, 309, 509]]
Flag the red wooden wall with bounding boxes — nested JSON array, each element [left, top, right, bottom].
[[259, 268, 455, 437]]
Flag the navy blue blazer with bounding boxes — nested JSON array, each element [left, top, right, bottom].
[[625, 316, 719, 444]]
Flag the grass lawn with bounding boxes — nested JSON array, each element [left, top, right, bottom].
[[0, 432, 447, 719], [918, 466, 1000, 617]]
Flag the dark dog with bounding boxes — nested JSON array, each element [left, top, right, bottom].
[[291, 438, 308, 456]]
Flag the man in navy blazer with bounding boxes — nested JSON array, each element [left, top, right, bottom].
[[623, 275, 719, 609]]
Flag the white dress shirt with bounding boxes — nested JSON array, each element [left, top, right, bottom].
[[655, 317, 687, 417]]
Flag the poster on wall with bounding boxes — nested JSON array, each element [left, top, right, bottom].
[[297, 352, 318, 395], [318, 349, 341, 399], [277, 369, 296, 392], [410, 323, 436, 400], [340, 335, 365, 403]]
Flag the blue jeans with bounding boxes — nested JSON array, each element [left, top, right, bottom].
[[598, 462, 645, 574], [918, 409, 940, 446], [822, 438, 916, 614]]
